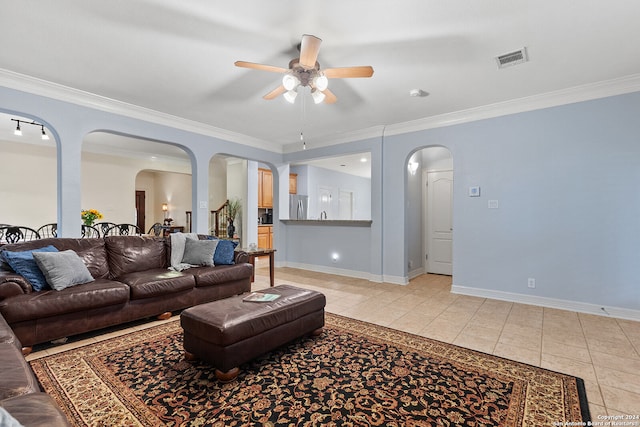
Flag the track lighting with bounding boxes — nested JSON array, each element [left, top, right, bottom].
[[11, 118, 50, 140], [40, 125, 49, 140]]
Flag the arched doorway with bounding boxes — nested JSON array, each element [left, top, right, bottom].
[[407, 146, 453, 278]]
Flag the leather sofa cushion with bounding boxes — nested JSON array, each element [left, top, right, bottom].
[[0, 314, 19, 348], [105, 236, 167, 278], [116, 268, 195, 300], [1, 393, 70, 427], [0, 279, 129, 324], [186, 263, 253, 287], [0, 344, 40, 400], [181, 285, 326, 346], [0, 238, 110, 279]]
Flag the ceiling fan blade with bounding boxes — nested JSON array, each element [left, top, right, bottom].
[[299, 34, 322, 69], [322, 88, 337, 104], [324, 66, 375, 79], [263, 85, 286, 100], [235, 61, 288, 73]]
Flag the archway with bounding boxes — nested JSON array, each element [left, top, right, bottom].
[[406, 146, 453, 279], [0, 111, 57, 230]]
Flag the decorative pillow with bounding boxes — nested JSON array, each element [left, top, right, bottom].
[[214, 239, 238, 265], [181, 238, 217, 266], [32, 250, 94, 291], [0, 245, 59, 292]]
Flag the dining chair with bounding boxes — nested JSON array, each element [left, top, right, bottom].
[[0, 226, 41, 243], [37, 223, 58, 238], [95, 222, 117, 237], [147, 223, 163, 236], [103, 224, 142, 236], [81, 224, 101, 238]]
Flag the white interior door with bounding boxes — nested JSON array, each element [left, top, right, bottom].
[[338, 190, 353, 220], [427, 170, 453, 275], [318, 186, 332, 219]]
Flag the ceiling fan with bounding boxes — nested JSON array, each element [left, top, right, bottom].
[[235, 34, 374, 104]]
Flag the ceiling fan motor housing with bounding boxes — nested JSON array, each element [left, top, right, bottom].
[[288, 58, 321, 87]]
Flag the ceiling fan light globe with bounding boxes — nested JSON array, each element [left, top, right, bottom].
[[311, 89, 326, 104], [283, 89, 298, 104], [314, 74, 328, 91], [282, 74, 299, 91]]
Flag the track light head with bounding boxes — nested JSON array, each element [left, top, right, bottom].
[[41, 125, 50, 140], [14, 122, 22, 136]]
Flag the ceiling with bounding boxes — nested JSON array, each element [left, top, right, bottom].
[[1, 1, 640, 152]]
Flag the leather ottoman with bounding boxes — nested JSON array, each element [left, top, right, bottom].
[[180, 284, 325, 381]]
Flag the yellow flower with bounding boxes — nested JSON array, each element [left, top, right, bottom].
[[81, 209, 103, 225]]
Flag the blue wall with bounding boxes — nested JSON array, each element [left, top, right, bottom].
[[1, 83, 639, 317], [383, 92, 640, 315]]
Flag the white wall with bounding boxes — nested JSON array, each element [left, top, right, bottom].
[[0, 139, 56, 228], [0, 138, 192, 230]]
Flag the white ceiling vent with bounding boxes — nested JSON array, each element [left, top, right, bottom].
[[495, 47, 528, 69]]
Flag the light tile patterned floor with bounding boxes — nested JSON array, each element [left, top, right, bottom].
[[28, 260, 640, 420]]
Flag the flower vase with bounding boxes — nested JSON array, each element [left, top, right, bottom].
[[227, 220, 235, 239]]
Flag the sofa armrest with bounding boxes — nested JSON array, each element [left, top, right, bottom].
[[234, 250, 249, 264], [0, 272, 31, 301], [1, 393, 70, 427]]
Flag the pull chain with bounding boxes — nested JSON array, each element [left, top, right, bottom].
[[301, 88, 306, 149]]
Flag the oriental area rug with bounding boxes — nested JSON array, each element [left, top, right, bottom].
[[30, 313, 590, 426]]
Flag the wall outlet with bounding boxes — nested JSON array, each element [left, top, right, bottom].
[[527, 278, 536, 288]]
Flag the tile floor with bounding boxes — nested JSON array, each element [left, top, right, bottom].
[[28, 260, 640, 420]]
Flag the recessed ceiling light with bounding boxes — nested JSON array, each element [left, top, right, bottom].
[[409, 89, 429, 97], [360, 157, 367, 163]]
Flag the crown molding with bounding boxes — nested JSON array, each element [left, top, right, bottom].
[[0, 68, 281, 153], [3, 68, 640, 154], [286, 73, 640, 150], [384, 73, 640, 137]]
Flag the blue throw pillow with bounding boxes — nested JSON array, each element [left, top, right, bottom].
[[0, 245, 59, 291], [208, 238, 237, 265]]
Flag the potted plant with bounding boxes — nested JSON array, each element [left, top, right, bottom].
[[226, 198, 241, 238]]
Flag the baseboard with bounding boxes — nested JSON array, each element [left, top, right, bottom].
[[451, 285, 640, 322], [278, 261, 408, 285]]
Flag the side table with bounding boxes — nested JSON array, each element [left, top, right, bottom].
[[236, 247, 276, 287]]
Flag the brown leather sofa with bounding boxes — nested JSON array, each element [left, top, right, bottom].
[[0, 235, 253, 353], [1, 312, 69, 426]]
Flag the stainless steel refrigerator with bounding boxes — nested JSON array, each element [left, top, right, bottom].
[[289, 195, 309, 219]]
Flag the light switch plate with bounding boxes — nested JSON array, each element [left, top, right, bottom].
[[469, 186, 480, 197], [199, 201, 208, 209], [488, 200, 499, 209]]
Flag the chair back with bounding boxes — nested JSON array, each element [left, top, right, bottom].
[[147, 223, 163, 236], [95, 222, 117, 237], [37, 223, 58, 238], [103, 223, 142, 236], [0, 226, 41, 243], [81, 224, 101, 238]]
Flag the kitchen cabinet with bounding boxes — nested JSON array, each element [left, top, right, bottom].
[[258, 225, 273, 248], [289, 173, 297, 194], [258, 168, 273, 208]]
